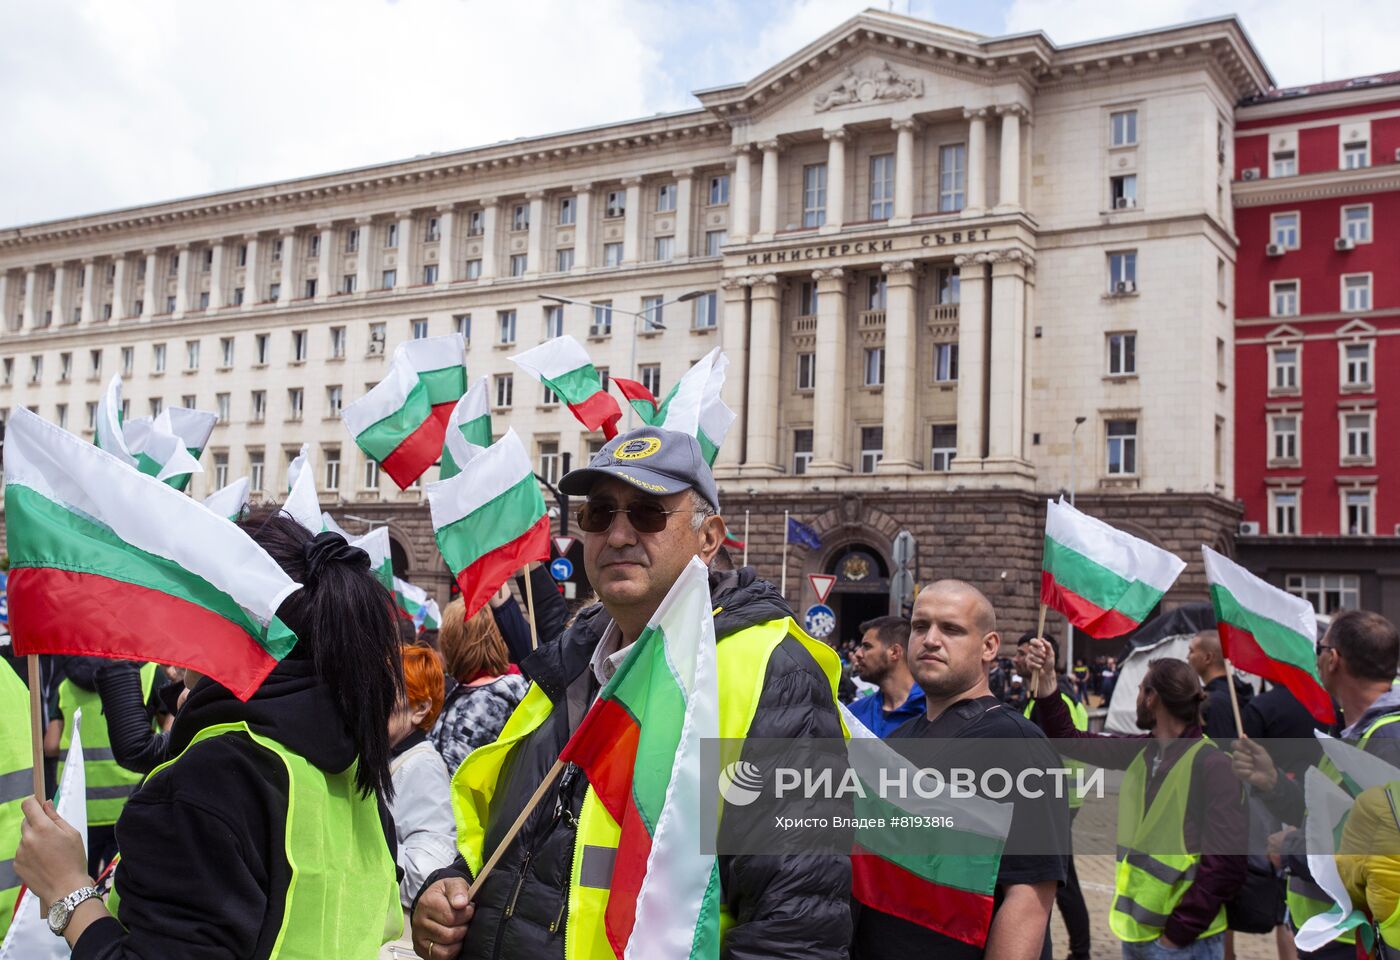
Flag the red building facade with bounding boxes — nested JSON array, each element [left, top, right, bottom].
[[1233, 73, 1400, 621]]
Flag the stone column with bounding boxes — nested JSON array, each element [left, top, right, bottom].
[[80, 260, 97, 324], [987, 250, 1033, 462], [995, 105, 1026, 213], [141, 250, 158, 320], [0, 273, 9, 331], [173, 245, 191, 317], [621, 177, 643, 265], [812, 267, 851, 471], [208, 242, 225, 311], [878, 260, 920, 470], [436, 206, 456, 287], [892, 120, 918, 225], [111, 257, 128, 321], [963, 108, 988, 218], [315, 225, 333, 301], [395, 213, 414, 289], [479, 201, 499, 282], [278, 231, 298, 305], [525, 192, 545, 276], [242, 237, 260, 311], [52, 263, 70, 326], [21, 269, 36, 329], [353, 220, 373, 294], [757, 140, 780, 239], [715, 278, 749, 478], [672, 170, 693, 259], [571, 185, 593, 273], [743, 275, 783, 473], [952, 253, 988, 463], [822, 129, 847, 234], [731, 145, 753, 243]]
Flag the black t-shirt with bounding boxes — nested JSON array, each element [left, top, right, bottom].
[[850, 695, 1070, 960]]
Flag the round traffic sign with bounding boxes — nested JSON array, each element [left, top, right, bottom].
[[803, 603, 836, 639], [549, 557, 574, 581]]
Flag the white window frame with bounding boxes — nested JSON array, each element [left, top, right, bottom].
[[512, 204, 529, 231], [509, 254, 528, 277], [384, 223, 397, 249], [1341, 340, 1374, 390], [212, 452, 230, 489], [292, 329, 308, 362], [497, 310, 517, 345], [692, 292, 717, 330], [185, 340, 199, 371], [323, 448, 341, 492], [330, 326, 346, 359], [422, 264, 438, 285], [251, 390, 266, 422], [639, 364, 661, 397], [287, 388, 303, 421], [796, 351, 816, 392], [557, 248, 575, 272], [425, 217, 440, 242], [603, 243, 624, 267], [938, 143, 966, 213], [362, 458, 380, 490], [869, 154, 894, 220], [1270, 211, 1300, 250], [708, 175, 729, 206], [1286, 573, 1360, 614], [802, 163, 827, 228], [863, 347, 885, 387], [605, 191, 625, 219], [656, 183, 677, 213], [930, 424, 957, 472], [1341, 409, 1375, 464], [1108, 251, 1137, 292], [494, 373, 513, 409], [153, 343, 167, 373], [1341, 274, 1372, 313], [1343, 488, 1375, 536], [641, 296, 664, 331], [1268, 343, 1301, 395], [411, 318, 429, 340], [539, 441, 561, 484], [933, 342, 958, 383], [1271, 149, 1296, 178], [380, 269, 396, 290], [1109, 109, 1138, 147], [792, 428, 813, 475], [216, 392, 230, 423], [1271, 280, 1300, 318], [590, 302, 613, 337], [859, 426, 884, 474], [1268, 413, 1300, 465], [1106, 332, 1137, 376], [1105, 418, 1138, 476], [1343, 140, 1370, 170], [1342, 205, 1372, 244], [465, 259, 482, 280], [704, 230, 727, 256], [558, 196, 576, 226], [466, 210, 484, 237], [654, 236, 674, 261], [545, 305, 564, 339], [1269, 489, 1299, 535], [249, 451, 265, 492]]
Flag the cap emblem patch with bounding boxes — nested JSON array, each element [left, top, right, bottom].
[[614, 436, 662, 461]]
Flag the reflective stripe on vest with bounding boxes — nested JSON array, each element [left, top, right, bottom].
[[1024, 692, 1090, 809], [0, 665, 31, 940], [1110, 739, 1229, 943], [58, 663, 158, 827], [137, 721, 399, 959], [452, 615, 843, 960]]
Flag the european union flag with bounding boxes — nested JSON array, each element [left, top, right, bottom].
[[786, 516, 822, 550]]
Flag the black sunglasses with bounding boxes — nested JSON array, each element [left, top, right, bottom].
[[576, 499, 686, 534]]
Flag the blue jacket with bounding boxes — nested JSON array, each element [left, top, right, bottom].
[[846, 683, 926, 738]]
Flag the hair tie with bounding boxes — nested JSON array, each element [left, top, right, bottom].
[[302, 531, 370, 587]]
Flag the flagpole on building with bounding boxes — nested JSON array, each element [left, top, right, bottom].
[[781, 510, 790, 596], [743, 510, 750, 568], [28, 655, 45, 799], [522, 564, 541, 652]]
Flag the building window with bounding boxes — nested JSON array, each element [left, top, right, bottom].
[[181, 393, 196, 410], [1110, 109, 1138, 146], [85, 401, 97, 430], [196, 292, 208, 310], [345, 230, 359, 254], [1271, 281, 1299, 317], [381, 269, 396, 290], [1106, 419, 1138, 475], [1110, 174, 1137, 208], [1270, 415, 1298, 463], [512, 204, 529, 231], [693, 292, 717, 330], [412, 318, 429, 340], [802, 163, 827, 227], [1107, 332, 1137, 376], [303, 279, 317, 299], [1342, 205, 1372, 243], [307, 234, 320, 258], [102, 304, 112, 320], [1272, 149, 1296, 178], [867, 275, 887, 310], [930, 424, 957, 472], [251, 390, 266, 422], [1343, 140, 1369, 170], [869, 154, 894, 219], [121, 346, 134, 376], [656, 183, 677, 212], [798, 281, 819, 317], [56, 352, 71, 382], [422, 264, 438, 285], [529, 440, 558, 484], [1342, 274, 1371, 312], [202, 247, 214, 271], [859, 426, 883, 474], [591, 302, 613, 337], [89, 349, 102, 378], [705, 230, 727, 256], [425, 217, 440, 242], [557, 248, 575, 272], [249, 450, 265, 491], [292, 329, 308, 362], [933, 342, 959, 383], [363, 458, 380, 490], [789, 429, 815, 475], [939, 144, 966, 212], [605, 191, 626, 219], [654, 236, 674, 261], [324, 326, 344, 359], [152, 343, 167, 373], [494, 374, 513, 408], [558, 196, 576, 225], [709, 175, 730, 205], [797, 352, 816, 391], [55, 403, 67, 429], [216, 392, 230, 423], [863, 347, 885, 387], [596, 367, 609, 391], [1344, 490, 1374, 535], [185, 340, 200, 371], [206, 450, 227, 488], [467, 210, 484, 236], [149, 397, 163, 417], [545, 305, 564, 339], [1271, 212, 1299, 249], [1344, 412, 1373, 461], [133, 298, 144, 314], [287, 388, 303, 421], [164, 294, 176, 314], [640, 363, 661, 396], [267, 283, 282, 303], [542, 382, 559, 406], [342, 274, 357, 294], [497, 310, 517, 345], [465, 260, 482, 280], [509, 254, 528, 277], [603, 242, 624, 267], [1342, 342, 1372, 388], [1286, 573, 1359, 614], [454, 314, 470, 342], [385, 223, 398, 248], [1108, 251, 1137, 293], [271, 239, 283, 262], [1271, 491, 1299, 535], [935, 267, 960, 304], [323, 447, 341, 491]]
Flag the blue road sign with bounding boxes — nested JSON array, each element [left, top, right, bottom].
[[549, 557, 574, 581], [803, 603, 836, 639]]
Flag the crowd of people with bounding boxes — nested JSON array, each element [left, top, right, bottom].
[[5, 422, 1400, 960]]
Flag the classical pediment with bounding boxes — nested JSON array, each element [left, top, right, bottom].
[[813, 61, 925, 113]]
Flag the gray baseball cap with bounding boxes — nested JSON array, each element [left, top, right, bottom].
[[559, 427, 720, 510]]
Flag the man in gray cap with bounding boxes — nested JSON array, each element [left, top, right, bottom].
[[411, 426, 851, 960]]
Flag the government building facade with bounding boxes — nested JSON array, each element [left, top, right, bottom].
[[0, 11, 1273, 646]]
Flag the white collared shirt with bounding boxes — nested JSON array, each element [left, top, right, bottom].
[[587, 620, 635, 686]]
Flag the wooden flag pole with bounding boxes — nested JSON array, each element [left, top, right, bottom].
[[742, 510, 750, 568], [1031, 603, 1048, 698], [1223, 657, 1246, 739], [522, 565, 541, 652], [467, 757, 565, 899], [28, 654, 45, 799]]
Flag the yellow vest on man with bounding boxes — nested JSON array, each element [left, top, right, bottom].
[[58, 663, 158, 826], [0, 665, 32, 939]]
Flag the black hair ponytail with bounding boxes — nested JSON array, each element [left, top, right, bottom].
[[242, 512, 403, 799]]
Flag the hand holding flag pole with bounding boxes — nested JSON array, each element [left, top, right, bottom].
[[27, 655, 44, 799], [466, 758, 567, 899]]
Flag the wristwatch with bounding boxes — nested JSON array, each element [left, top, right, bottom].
[[47, 885, 102, 936]]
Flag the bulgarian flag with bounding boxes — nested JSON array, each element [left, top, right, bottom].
[[4, 408, 301, 701], [282, 444, 322, 534], [125, 406, 218, 492], [95, 375, 203, 484], [393, 577, 440, 630], [342, 334, 467, 489], [655, 348, 735, 465], [510, 335, 622, 438], [557, 557, 721, 960], [1040, 499, 1186, 638], [612, 376, 661, 423], [427, 429, 549, 619], [843, 704, 1013, 948], [440, 377, 493, 480], [353, 527, 395, 592], [1203, 546, 1334, 723], [203, 477, 250, 522]]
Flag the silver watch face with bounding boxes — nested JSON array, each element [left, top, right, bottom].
[[47, 897, 69, 934]]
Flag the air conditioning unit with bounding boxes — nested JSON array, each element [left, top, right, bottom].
[[1238, 521, 1261, 536], [1335, 237, 1356, 252], [1266, 243, 1285, 257], [1113, 196, 1137, 210], [1114, 281, 1137, 294], [367, 335, 386, 356], [1242, 167, 1261, 181]]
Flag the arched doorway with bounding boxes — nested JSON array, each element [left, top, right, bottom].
[[824, 544, 890, 650]]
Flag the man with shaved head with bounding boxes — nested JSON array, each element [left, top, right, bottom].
[[1186, 628, 1253, 739], [851, 580, 1069, 960]]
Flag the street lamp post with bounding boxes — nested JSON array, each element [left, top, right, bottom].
[[1066, 415, 1086, 670]]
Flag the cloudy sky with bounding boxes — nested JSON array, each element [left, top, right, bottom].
[[2, 0, 1395, 227]]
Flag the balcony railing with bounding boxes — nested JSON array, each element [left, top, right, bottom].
[[858, 309, 886, 330], [929, 303, 960, 323], [793, 315, 817, 334]]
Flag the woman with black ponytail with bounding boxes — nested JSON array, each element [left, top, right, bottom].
[[15, 514, 407, 960]]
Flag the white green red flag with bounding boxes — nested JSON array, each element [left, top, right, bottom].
[[613, 377, 661, 423], [353, 527, 395, 592], [203, 477, 250, 522], [125, 406, 218, 491], [440, 377, 493, 480], [342, 334, 467, 489], [4, 408, 301, 700], [1040, 499, 1185, 638], [393, 577, 440, 630], [1295, 767, 1377, 954], [557, 557, 721, 960], [283, 444, 322, 534], [427, 429, 549, 619], [1203, 546, 1334, 723], [95, 375, 203, 485], [842, 703, 1013, 948], [510, 335, 621, 438], [655, 348, 735, 465]]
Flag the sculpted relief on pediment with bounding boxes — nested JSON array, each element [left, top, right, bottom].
[[813, 61, 924, 112]]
